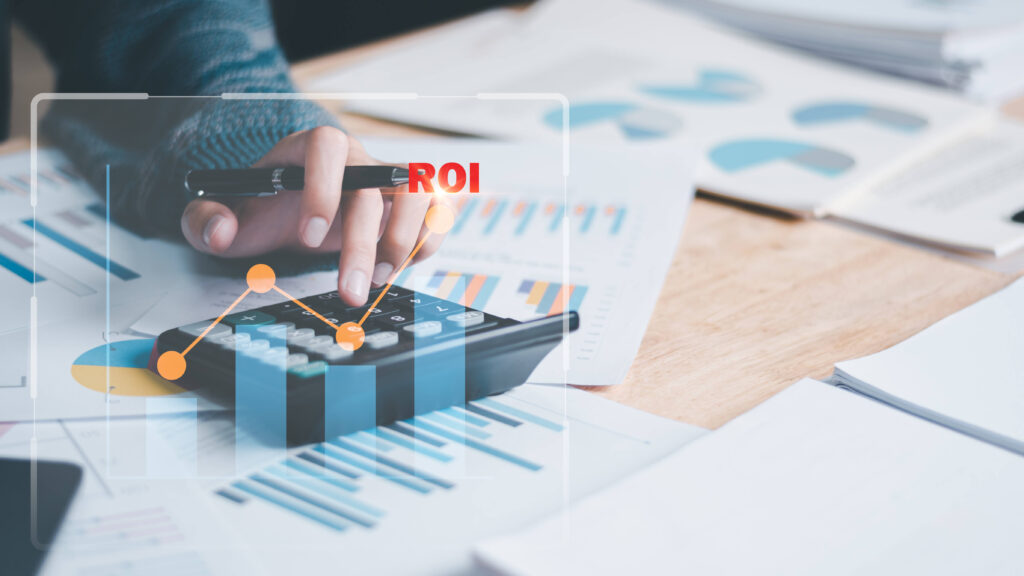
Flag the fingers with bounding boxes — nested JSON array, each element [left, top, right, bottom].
[[373, 190, 431, 286], [181, 199, 238, 254], [337, 188, 384, 306], [298, 127, 348, 249]]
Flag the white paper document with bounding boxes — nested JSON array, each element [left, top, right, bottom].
[[831, 120, 1024, 257], [476, 380, 1024, 576], [133, 139, 696, 386], [307, 0, 990, 217], [833, 277, 1024, 455]]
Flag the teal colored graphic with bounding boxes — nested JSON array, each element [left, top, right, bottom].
[[75, 338, 155, 367], [639, 69, 760, 103], [543, 101, 682, 139], [793, 102, 928, 132], [710, 139, 855, 178]]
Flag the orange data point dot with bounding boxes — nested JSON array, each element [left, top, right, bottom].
[[424, 204, 455, 234], [156, 351, 187, 381], [336, 322, 365, 351], [246, 264, 276, 293]]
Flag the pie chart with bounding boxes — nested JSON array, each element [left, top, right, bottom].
[[793, 102, 928, 132], [639, 69, 761, 103], [543, 101, 683, 139], [71, 339, 186, 396], [710, 139, 855, 178]]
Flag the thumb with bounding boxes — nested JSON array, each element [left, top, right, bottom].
[[181, 199, 238, 254]]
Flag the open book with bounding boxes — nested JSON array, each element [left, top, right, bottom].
[[831, 276, 1024, 455]]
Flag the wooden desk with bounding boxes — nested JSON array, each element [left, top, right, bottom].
[[300, 31, 1022, 429]]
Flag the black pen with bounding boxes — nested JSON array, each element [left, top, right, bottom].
[[185, 166, 412, 198]]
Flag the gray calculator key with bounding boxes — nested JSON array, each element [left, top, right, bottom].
[[259, 346, 290, 365], [239, 339, 271, 357], [363, 331, 399, 350], [286, 353, 309, 368], [289, 328, 316, 344], [319, 345, 353, 362], [213, 332, 251, 350], [258, 322, 296, 337], [299, 335, 335, 352], [180, 321, 231, 338], [446, 311, 484, 328], [403, 321, 443, 337]]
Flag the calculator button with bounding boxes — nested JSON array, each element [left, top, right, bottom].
[[318, 345, 353, 362], [288, 361, 327, 378], [288, 328, 316, 344], [213, 332, 251, 350], [298, 335, 335, 352], [379, 287, 405, 300], [257, 322, 295, 337], [224, 310, 276, 327], [363, 331, 399, 350], [259, 346, 290, 366], [286, 353, 309, 368], [379, 312, 414, 328], [446, 311, 484, 328], [403, 321, 443, 337], [420, 302, 459, 317], [180, 321, 231, 338], [400, 294, 440, 309], [239, 339, 271, 357]]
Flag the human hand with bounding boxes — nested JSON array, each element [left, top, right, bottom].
[[180, 127, 447, 306]]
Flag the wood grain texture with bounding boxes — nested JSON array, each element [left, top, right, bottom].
[[297, 25, 1024, 429]]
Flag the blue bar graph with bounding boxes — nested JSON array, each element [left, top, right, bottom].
[[236, 324, 287, 473], [482, 200, 507, 235], [23, 218, 140, 280], [514, 201, 537, 236], [568, 285, 588, 312], [476, 398, 564, 431], [609, 206, 627, 235], [578, 205, 597, 233], [324, 365, 377, 439], [414, 277, 466, 415], [411, 417, 542, 471], [0, 251, 41, 283]]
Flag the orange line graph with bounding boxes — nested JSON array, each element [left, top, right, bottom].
[[155, 204, 456, 382]]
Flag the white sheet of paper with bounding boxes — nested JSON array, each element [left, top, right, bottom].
[[834, 277, 1024, 455], [306, 0, 990, 216], [831, 120, 1024, 256], [475, 380, 1024, 576]]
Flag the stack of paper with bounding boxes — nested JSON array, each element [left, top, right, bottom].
[[475, 380, 1024, 575], [307, 0, 1005, 250], [669, 0, 1024, 102]]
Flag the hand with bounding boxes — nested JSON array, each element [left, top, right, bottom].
[[180, 127, 447, 306]]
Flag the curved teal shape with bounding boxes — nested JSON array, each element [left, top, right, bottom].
[[542, 102, 636, 129], [75, 339, 155, 368], [710, 139, 855, 178], [639, 69, 760, 103], [793, 102, 928, 132]]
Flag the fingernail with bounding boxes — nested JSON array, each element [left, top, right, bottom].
[[343, 269, 369, 300], [371, 262, 394, 286], [203, 214, 225, 247], [303, 216, 329, 247]]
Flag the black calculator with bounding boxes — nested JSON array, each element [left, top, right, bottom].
[[155, 285, 577, 445]]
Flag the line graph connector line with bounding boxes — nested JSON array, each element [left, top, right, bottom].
[[154, 203, 456, 382]]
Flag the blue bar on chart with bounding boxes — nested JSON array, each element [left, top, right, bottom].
[[450, 197, 477, 235], [22, 218, 140, 280], [235, 324, 288, 473], [481, 199, 507, 235], [423, 270, 500, 309], [576, 204, 597, 234], [518, 280, 589, 315], [0, 250, 40, 283], [546, 202, 563, 232], [607, 205, 627, 235], [324, 365, 377, 439], [145, 397, 198, 477], [513, 201, 537, 235]]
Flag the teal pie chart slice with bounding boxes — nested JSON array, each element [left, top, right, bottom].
[[639, 69, 760, 103], [543, 101, 682, 140], [710, 139, 855, 178], [793, 103, 928, 132]]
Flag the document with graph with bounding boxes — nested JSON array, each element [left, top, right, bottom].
[[133, 139, 696, 386], [0, 384, 706, 575], [306, 0, 992, 218]]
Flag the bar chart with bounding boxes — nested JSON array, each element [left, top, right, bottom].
[[451, 196, 628, 238], [516, 279, 589, 315]]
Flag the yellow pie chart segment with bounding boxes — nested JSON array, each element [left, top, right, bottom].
[[71, 339, 186, 397]]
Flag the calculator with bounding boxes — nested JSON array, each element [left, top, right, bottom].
[[154, 285, 578, 445]]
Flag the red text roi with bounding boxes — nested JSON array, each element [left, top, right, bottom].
[[408, 163, 480, 193]]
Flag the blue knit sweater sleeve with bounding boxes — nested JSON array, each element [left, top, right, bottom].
[[13, 0, 340, 236]]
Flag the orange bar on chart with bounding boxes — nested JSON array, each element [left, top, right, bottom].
[[436, 272, 462, 299], [548, 285, 574, 315], [526, 281, 548, 305], [461, 274, 487, 306], [480, 199, 497, 217]]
